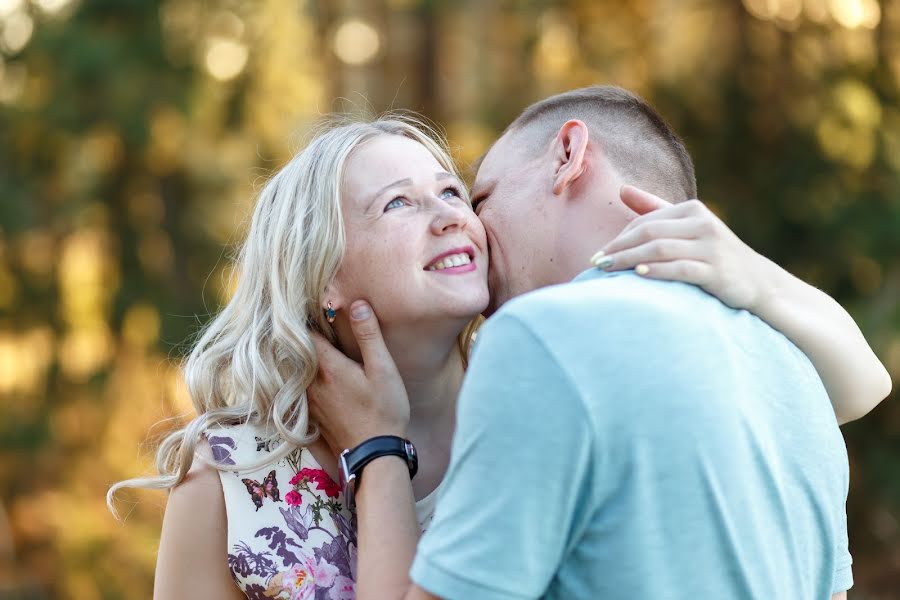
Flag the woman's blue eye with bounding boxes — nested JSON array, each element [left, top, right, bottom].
[[384, 198, 405, 211], [441, 187, 461, 200]]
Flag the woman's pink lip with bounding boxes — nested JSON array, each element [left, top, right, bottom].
[[428, 262, 477, 275]]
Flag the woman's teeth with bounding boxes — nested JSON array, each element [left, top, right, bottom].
[[427, 252, 472, 271]]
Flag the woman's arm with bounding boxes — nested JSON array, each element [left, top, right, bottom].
[[599, 186, 892, 424], [154, 441, 245, 600]]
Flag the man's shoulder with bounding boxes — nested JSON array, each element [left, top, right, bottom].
[[496, 270, 711, 333]]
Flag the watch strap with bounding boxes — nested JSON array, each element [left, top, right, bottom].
[[344, 435, 418, 484]]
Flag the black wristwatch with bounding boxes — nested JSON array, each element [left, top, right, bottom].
[[339, 435, 418, 510]]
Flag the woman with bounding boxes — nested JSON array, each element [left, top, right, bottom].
[[108, 114, 888, 600]]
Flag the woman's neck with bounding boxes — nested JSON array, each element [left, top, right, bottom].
[[381, 323, 465, 435], [381, 320, 466, 500]]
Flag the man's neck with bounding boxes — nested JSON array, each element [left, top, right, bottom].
[[550, 186, 636, 285]]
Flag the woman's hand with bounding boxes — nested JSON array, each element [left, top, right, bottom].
[[308, 301, 410, 455], [595, 185, 769, 313]]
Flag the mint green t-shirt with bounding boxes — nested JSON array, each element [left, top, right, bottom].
[[411, 269, 851, 599]]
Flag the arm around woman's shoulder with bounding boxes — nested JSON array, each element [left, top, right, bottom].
[[600, 188, 892, 424], [154, 439, 244, 600]]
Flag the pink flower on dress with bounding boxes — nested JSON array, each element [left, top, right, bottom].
[[328, 575, 355, 600], [290, 467, 342, 499], [281, 554, 339, 600], [285, 490, 302, 506]]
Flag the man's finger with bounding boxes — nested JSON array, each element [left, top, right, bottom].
[[620, 184, 673, 215], [310, 331, 354, 382], [348, 300, 397, 376]]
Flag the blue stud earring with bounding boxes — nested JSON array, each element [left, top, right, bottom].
[[325, 301, 336, 323]]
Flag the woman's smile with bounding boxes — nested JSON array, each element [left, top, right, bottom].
[[424, 246, 477, 274]]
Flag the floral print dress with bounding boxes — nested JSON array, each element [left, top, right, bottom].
[[205, 423, 442, 600]]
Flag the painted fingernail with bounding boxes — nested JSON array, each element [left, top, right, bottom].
[[595, 256, 615, 270], [636, 264, 650, 276], [590, 249, 606, 266]]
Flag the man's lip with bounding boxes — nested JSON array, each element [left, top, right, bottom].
[[424, 246, 475, 270]]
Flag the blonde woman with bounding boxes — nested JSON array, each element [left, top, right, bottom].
[[110, 114, 887, 600]]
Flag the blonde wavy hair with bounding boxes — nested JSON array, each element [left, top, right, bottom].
[[107, 114, 481, 518]]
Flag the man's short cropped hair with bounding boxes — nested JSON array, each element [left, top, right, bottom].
[[503, 85, 697, 202]]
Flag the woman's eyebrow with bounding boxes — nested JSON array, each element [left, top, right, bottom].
[[368, 178, 413, 209]]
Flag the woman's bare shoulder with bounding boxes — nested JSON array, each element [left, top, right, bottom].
[[154, 438, 244, 600]]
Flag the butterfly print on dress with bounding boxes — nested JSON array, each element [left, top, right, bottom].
[[242, 470, 282, 511]]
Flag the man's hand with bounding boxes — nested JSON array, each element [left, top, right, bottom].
[[308, 300, 409, 455], [596, 185, 769, 313]]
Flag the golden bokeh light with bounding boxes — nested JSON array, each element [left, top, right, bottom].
[[743, 0, 802, 22], [333, 19, 380, 66], [815, 79, 881, 170], [0, 0, 23, 18], [834, 78, 882, 128], [0, 9, 33, 54], [204, 36, 249, 81], [33, 0, 77, 17], [58, 228, 118, 329], [58, 325, 114, 381], [828, 0, 880, 29], [533, 11, 577, 78], [0, 327, 53, 395], [122, 304, 161, 349]]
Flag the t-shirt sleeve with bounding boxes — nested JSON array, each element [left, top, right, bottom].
[[832, 498, 853, 593], [410, 313, 596, 600]]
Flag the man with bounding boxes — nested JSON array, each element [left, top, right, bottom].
[[313, 86, 854, 599]]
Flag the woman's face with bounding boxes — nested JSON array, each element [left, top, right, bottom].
[[330, 134, 489, 328]]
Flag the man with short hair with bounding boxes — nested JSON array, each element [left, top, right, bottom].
[[316, 86, 854, 599]]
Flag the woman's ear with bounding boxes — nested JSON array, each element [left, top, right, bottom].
[[552, 119, 590, 196]]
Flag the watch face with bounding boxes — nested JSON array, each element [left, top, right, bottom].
[[339, 450, 356, 509], [338, 450, 351, 487]]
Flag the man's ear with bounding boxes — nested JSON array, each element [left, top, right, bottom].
[[552, 120, 589, 196]]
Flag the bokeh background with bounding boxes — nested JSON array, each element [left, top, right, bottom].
[[0, 0, 898, 597]]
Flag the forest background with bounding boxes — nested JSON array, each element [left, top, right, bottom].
[[0, 0, 898, 598]]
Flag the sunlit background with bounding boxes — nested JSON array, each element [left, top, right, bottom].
[[0, 0, 898, 597]]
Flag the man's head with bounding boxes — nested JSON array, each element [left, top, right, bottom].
[[472, 85, 697, 314]]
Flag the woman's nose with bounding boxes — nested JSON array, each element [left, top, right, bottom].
[[429, 199, 468, 235]]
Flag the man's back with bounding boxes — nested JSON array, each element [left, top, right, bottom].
[[412, 269, 851, 599]]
